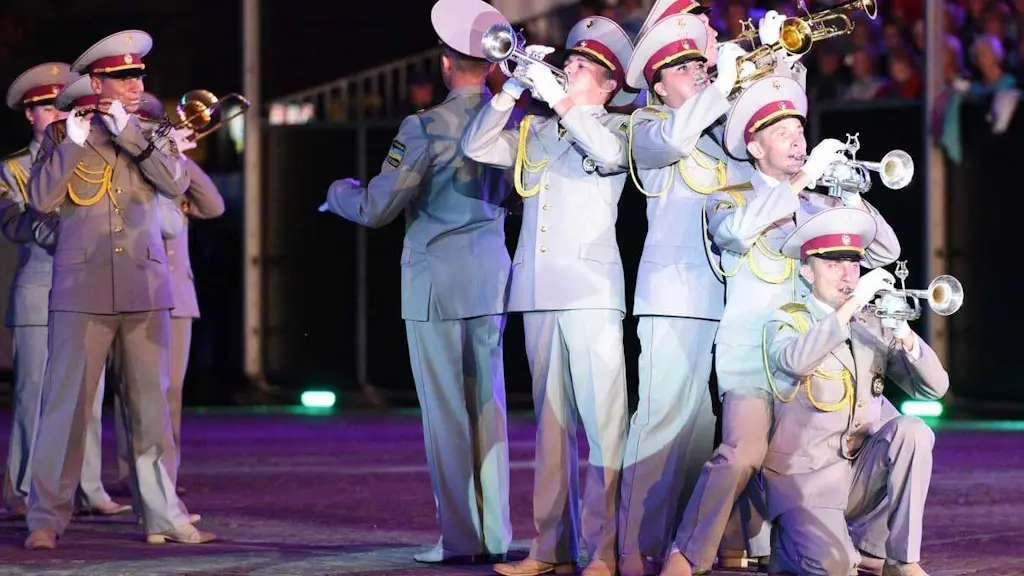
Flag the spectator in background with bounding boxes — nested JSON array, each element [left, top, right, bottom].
[[878, 49, 923, 100], [843, 48, 886, 101], [401, 70, 436, 114], [966, 32, 1018, 96], [808, 46, 848, 101]]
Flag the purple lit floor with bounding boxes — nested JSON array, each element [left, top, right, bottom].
[[0, 409, 1022, 575]]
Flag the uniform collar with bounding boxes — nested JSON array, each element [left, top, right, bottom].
[[446, 84, 490, 101], [28, 139, 41, 162], [807, 294, 834, 321], [754, 169, 780, 188]]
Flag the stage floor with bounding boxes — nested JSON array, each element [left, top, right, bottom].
[[0, 409, 1022, 575]]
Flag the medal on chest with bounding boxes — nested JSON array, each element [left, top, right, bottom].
[[582, 156, 597, 174], [871, 374, 885, 397]]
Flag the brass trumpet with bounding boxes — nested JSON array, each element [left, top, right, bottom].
[[778, 0, 877, 56], [863, 262, 964, 321], [156, 89, 251, 142], [74, 97, 149, 118], [481, 20, 569, 90], [810, 133, 915, 196]]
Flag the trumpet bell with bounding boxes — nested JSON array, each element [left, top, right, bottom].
[[173, 89, 251, 142], [779, 18, 814, 55], [877, 149, 914, 190], [481, 21, 516, 63], [927, 275, 964, 316]]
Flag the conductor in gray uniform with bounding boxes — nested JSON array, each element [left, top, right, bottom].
[[23, 30, 213, 549], [114, 92, 226, 497], [319, 0, 512, 563], [763, 207, 948, 576]]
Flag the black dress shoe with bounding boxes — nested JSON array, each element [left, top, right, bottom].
[[413, 542, 507, 565]]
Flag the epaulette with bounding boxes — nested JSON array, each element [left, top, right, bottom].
[[777, 302, 812, 334], [47, 122, 67, 146], [2, 146, 30, 162], [637, 106, 668, 119], [717, 181, 753, 192]]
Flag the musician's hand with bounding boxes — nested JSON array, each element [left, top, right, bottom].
[[523, 44, 555, 61], [65, 112, 92, 146], [758, 9, 786, 45], [101, 99, 129, 136], [502, 77, 529, 100], [524, 64, 567, 106], [800, 137, 847, 182], [712, 43, 746, 97], [172, 127, 197, 153], [849, 268, 896, 310]]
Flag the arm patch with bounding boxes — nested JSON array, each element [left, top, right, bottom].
[[385, 140, 406, 168]]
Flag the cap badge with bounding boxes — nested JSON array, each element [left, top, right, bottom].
[[778, 102, 787, 110], [126, 35, 134, 45], [50, 65, 59, 76], [124, 54, 133, 64], [772, 79, 780, 90], [585, 18, 594, 28], [51, 85, 59, 95], [841, 234, 851, 246]]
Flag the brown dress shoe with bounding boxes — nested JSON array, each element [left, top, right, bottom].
[[146, 523, 216, 544], [659, 550, 694, 576], [493, 557, 578, 576], [24, 529, 57, 550], [882, 563, 929, 576]]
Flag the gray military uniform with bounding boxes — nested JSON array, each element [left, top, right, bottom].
[[324, 85, 512, 556], [26, 114, 191, 536], [763, 296, 949, 575], [674, 174, 901, 568], [463, 98, 631, 566]]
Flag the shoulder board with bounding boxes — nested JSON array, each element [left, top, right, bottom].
[[717, 181, 753, 192], [777, 302, 812, 334], [2, 146, 30, 162], [47, 122, 67, 145], [415, 102, 443, 116], [638, 106, 668, 119]]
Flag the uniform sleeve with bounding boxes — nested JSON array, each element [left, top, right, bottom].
[[461, 99, 519, 169], [113, 116, 190, 198], [182, 158, 225, 219], [860, 200, 901, 268], [885, 333, 950, 401], [0, 162, 33, 244], [28, 122, 88, 214], [705, 182, 800, 254], [559, 107, 628, 171], [766, 311, 849, 378], [629, 89, 731, 170], [158, 194, 185, 239], [322, 114, 430, 228]]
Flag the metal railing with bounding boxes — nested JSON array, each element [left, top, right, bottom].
[[267, 2, 585, 122]]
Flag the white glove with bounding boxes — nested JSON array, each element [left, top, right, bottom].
[[840, 190, 863, 207], [758, 10, 786, 45], [739, 60, 757, 79], [502, 77, 529, 100], [523, 44, 555, 61], [65, 112, 91, 146], [172, 127, 197, 152], [712, 43, 746, 98], [318, 178, 361, 212], [848, 268, 896, 309], [524, 63, 567, 105], [781, 51, 803, 67], [893, 319, 911, 340], [951, 77, 971, 94], [101, 99, 129, 136], [800, 137, 847, 182]]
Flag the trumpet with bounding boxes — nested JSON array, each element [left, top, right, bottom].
[[776, 0, 877, 56], [74, 97, 149, 118], [154, 89, 251, 142], [862, 262, 964, 321], [809, 133, 915, 196], [481, 20, 568, 90]]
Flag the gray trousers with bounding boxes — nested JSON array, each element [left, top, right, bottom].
[[116, 316, 192, 484], [618, 317, 717, 562], [26, 310, 188, 535], [405, 313, 511, 555], [3, 325, 112, 511], [523, 309, 628, 566], [771, 415, 935, 575], [674, 388, 773, 570]]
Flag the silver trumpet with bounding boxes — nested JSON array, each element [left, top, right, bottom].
[[806, 133, 915, 196], [862, 262, 964, 322], [481, 20, 568, 90]]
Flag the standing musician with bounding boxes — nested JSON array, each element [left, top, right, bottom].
[[616, 10, 747, 576], [23, 30, 214, 548], [320, 0, 512, 564], [113, 92, 225, 499], [763, 207, 948, 576], [662, 75, 901, 576], [462, 14, 635, 576], [0, 63, 130, 520]]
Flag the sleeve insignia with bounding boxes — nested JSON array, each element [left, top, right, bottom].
[[385, 139, 406, 168], [618, 120, 629, 133]]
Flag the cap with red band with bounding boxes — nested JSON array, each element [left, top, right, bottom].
[[55, 74, 97, 112], [724, 75, 807, 159], [780, 207, 877, 261], [638, 0, 710, 38], [430, 0, 505, 59], [566, 16, 637, 108], [71, 30, 152, 79], [626, 13, 707, 91], [5, 63, 72, 111]]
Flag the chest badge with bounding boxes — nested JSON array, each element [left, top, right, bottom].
[[871, 374, 885, 397], [582, 156, 597, 174]]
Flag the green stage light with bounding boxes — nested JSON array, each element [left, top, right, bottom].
[[900, 400, 943, 418], [300, 391, 336, 408]]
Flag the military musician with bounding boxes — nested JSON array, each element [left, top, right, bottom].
[[23, 30, 213, 548], [615, 7, 747, 575], [320, 0, 513, 564], [662, 75, 901, 576], [762, 207, 948, 576], [462, 13, 635, 576]]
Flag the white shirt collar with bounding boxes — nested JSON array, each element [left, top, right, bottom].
[[755, 169, 780, 188], [807, 294, 835, 319]]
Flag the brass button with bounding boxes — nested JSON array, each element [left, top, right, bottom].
[[115, 187, 122, 194], [540, 246, 548, 253], [114, 247, 124, 254], [854, 421, 862, 428], [542, 204, 550, 211], [846, 436, 854, 443], [856, 400, 864, 408], [540, 225, 548, 232], [544, 183, 550, 190], [114, 225, 124, 233]]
